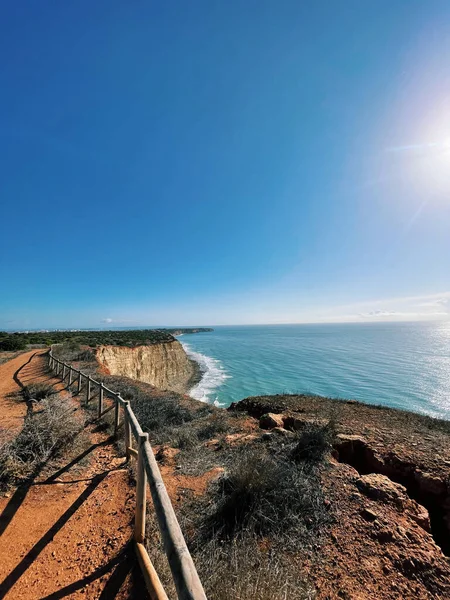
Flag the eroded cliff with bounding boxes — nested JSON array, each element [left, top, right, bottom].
[[95, 340, 198, 394]]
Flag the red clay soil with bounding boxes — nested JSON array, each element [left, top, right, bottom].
[[0, 352, 144, 600]]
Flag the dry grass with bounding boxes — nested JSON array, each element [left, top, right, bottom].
[[0, 394, 86, 488], [0, 350, 26, 366], [193, 535, 315, 600], [196, 447, 330, 544], [22, 382, 57, 401], [291, 421, 336, 464], [197, 412, 231, 440], [145, 510, 315, 600]]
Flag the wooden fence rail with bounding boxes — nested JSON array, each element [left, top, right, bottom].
[[47, 350, 207, 600]]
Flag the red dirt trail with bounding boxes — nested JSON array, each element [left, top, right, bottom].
[[0, 352, 142, 599], [0, 350, 36, 434]]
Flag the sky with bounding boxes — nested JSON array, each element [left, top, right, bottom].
[[1, 1, 450, 329]]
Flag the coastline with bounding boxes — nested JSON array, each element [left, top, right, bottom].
[[180, 339, 229, 405], [186, 356, 204, 393]]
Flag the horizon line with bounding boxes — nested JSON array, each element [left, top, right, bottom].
[[3, 317, 449, 333]]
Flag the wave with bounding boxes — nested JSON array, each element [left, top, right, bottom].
[[181, 341, 230, 405]]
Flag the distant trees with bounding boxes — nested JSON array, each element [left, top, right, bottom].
[[0, 328, 212, 351], [0, 336, 27, 351]]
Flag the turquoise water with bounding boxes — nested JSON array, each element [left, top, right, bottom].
[[179, 321, 450, 419]]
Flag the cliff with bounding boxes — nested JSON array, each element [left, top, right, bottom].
[[95, 340, 198, 394]]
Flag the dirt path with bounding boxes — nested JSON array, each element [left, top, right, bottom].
[[0, 352, 143, 599], [0, 350, 41, 433]]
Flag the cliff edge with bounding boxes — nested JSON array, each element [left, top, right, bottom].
[[96, 339, 198, 394]]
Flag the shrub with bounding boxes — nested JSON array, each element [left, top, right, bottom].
[[23, 382, 56, 401], [201, 447, 329, 542], [194, 535, 315, 600], [0, 337, 26, 351], [197, 413, 231, 440], [53, 341, 82, 362], [75, 349, 97, 363], [132, 393, 194, 435], [291, 421, 336, 464], [173, 428, 199, 450], [145, 513, 314, 600], [0, 394, 84, 488]]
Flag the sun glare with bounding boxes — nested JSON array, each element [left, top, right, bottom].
[[407, 137, 450, 198]]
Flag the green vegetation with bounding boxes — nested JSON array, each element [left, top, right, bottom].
[[0, 327, 212, 350], [0, 336, 27, 351], [291, 421, 336, 464], [52, 341, 97, 363]]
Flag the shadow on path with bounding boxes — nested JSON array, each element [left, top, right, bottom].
[[0, 434, 106, 538], [0, 472, 108, 599], [35, 541, 148, 600], [42, 437, 114, 484], [0, 354, 99, 537], [0, 461, 47, 538]]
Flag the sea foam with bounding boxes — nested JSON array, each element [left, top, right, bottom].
[[181, 341, 230, 405]]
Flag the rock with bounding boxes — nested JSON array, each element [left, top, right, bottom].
[[361, 507, 379, 521], [336, 434, 366, 444], [224, 433, 258, 446], [414, 470, 447, 496], [334, 435, 386, 472], [372, 523, 395, 543], [155, 446, 179, 465], [356, 474, 431, 532], [259, 413, 284, 430], [356, 474, 407, 505], [272, 426, 295, 437], [283, 415, 329, 431], [407, 504, 431, 531]]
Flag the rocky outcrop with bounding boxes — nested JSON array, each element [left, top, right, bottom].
[[259, 413, 285, 429], [333, 433, 450, 553], [258, 411, 330, 433], [356, 473, 431, 531], [95, 341, 198, 394]]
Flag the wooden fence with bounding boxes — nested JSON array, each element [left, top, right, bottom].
[[47, 350, 207, 600]]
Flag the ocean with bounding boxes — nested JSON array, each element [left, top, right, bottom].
[[180, 321, 450, 419]]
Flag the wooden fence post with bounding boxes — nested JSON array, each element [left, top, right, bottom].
[[98, 383, 104, 418], [86, 377, 91, 405], [77, 372, 82, 394], [135, 433, 149, 543], [62, 364, 66, 380], [68, 367, 73, 387], [114, 395, 121, 436], [124, 402, 132, 460]]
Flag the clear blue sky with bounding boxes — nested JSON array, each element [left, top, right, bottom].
[[1, 1, 450, 329]]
